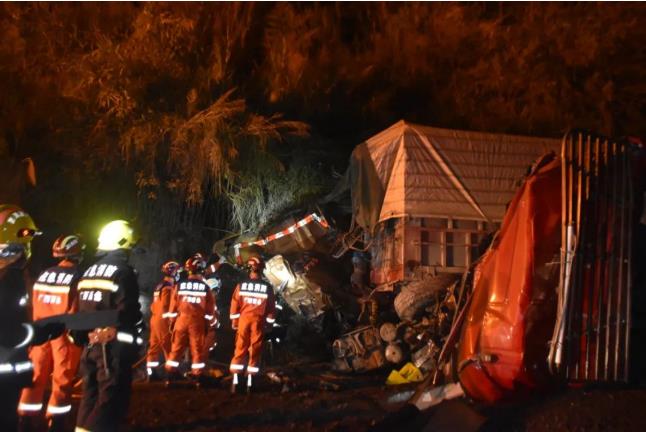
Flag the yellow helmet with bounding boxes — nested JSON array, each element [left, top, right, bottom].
[[0, 204, 39, 259], [97, 220, 136, 251]]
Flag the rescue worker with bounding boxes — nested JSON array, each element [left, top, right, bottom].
[[18, 235, 85, 431], [229, 255, 276, 393], [202, 286, 219, 360], [145, 261, 179, 380], [0, 205, 64, 431], [202, 253, 227, 359], [73, 220, 143, 432], [165, 253, 216, 384]]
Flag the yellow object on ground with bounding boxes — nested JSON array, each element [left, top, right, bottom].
[[386, 362, 424, 385]]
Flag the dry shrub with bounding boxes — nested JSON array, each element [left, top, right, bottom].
[[227, 151, 328, 232]]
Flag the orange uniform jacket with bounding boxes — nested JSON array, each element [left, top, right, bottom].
[[19, 263, 81, 417], [146, 277, 174, 369], [151, 278, 173, 319], [229, 278, 276, 326], [229, 277, 276, 375], [166, 276, 216, 374], [31, 264, 79, 319], [168, 276, 216, 320]]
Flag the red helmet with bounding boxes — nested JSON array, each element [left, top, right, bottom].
[[161, 261, 181, 277], [185, 253, 206, 274], [247, 254, 264, 272], [52, 234, 85, 259]]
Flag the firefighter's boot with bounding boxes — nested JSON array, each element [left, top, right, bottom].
[[147, 367, 164, 383], [164, 369, 181, 388], [47, 415, 67, 432], [189, 373, 201, 389], [18, 415, 41, 432], [230, 373, 239, 394], [246, 374, 253, 394]]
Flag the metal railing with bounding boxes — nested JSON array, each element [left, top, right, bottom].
[[548, 130, 634, 382]]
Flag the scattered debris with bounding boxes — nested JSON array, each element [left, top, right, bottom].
[[410, 382, 465, 410], [385, 362, 424, 385], [264, 254, 328, 322], [266, 371, 293, 393], [332, 326, 386, 373]]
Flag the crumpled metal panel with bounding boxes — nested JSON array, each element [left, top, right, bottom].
[[264, 255, 327, 321], [458, 155, 561, 404]]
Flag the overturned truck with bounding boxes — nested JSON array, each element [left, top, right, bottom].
[[388, 130, 644, 418], [327, 120, 561, 373]]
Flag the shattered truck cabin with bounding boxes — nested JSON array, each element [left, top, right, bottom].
[[223, 209, 356, 328], [334, 120, 561, 287]]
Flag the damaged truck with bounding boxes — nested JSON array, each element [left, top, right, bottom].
[[325, 120, 561, 374], [376, 129, 645, 428], [212, 122, 644, 413]]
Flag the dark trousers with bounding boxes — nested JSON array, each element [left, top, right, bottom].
[[0, 381, 21, 431], [76, 341, 137, 432]]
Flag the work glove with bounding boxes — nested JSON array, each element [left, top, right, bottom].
[[32, 321, 66, 346], [88, 327, 116, 344], [231, 320, 238, 331]]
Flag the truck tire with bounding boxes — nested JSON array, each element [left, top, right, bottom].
[[379, 322, 398, 342], [394, 274, 459, 321], [385, 343, 405, 364]]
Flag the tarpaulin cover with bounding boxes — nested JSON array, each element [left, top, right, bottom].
[[342, 121, 560, 233], [457, 154, 561, 404]]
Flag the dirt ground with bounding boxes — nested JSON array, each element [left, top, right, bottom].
[[480, 386, 646, 432], [119, 368, 646, 432], [125, 363, 400, 432], [58, 346, 646, 432]]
